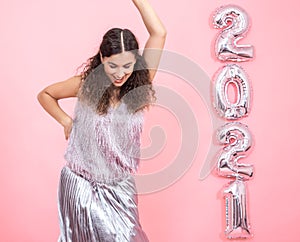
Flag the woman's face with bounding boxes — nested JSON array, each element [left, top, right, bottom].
[[101, 51, 136, 87]]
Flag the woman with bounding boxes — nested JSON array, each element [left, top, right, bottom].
[[37, 0, 166, 241]]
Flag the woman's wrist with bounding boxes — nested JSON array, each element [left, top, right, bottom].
[[60, 115, 73, 128]]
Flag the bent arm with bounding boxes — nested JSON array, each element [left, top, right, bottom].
[[132, 0, 167, 81], [37, 75, 82, 139]]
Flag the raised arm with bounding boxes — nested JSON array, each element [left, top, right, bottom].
[[37, 75, 82, 140], [132, 0, 167, 81]]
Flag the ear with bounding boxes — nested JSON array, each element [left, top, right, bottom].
[[100, 52, 104, 63]]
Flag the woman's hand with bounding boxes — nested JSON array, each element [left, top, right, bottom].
[[61, 116, 73, 140], [37, 75, 82, 140]]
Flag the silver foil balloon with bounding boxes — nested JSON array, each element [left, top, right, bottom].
[[213, 64, 251, 120], [223, 178, 253, 239], [213, 5, 254, 62], [216, 122, 253, 180]]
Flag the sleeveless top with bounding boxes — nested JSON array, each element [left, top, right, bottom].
[[64, 100, 144, 183]]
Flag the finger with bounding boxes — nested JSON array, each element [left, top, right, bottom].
[[64, 128, 69, 140], [65, 125, 73, 140]]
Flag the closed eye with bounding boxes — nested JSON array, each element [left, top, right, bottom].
[[123, 64, 132, 69], [109, 64, 117, 69], [107, 62, 134, 69]]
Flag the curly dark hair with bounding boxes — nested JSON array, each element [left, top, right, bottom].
[[78, 28, 156, 115]]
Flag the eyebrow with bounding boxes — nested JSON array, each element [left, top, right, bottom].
[[108, 62, 134, 66]]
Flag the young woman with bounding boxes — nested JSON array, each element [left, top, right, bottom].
[[37, 0, 166, 241]]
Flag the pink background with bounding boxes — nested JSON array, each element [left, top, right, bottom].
[[1, 0, 299, 241]]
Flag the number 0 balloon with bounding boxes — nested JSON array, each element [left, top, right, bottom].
[[213, 64, 252, 120]]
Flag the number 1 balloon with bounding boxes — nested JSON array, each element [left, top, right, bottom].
[[213, 5, 254, 62], [223, 178, 253, 239]]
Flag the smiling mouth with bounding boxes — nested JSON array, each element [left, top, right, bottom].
[[113, 76, 125, 83]]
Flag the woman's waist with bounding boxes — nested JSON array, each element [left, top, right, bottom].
[[65, 161, 132, 184], [64, 147, 139, 174]]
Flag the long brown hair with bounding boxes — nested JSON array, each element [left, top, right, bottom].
[[78, 28, 156, 114]]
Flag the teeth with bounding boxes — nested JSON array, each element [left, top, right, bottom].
[[113, 76, 125, 83]]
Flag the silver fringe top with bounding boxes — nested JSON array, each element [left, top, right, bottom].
[[64, 100, 144, 183]]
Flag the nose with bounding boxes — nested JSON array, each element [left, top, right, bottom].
[[115, 69, 125, 79]]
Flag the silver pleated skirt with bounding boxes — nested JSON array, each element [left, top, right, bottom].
[[57, 166, 149, 242]]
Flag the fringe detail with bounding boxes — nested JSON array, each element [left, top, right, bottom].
[[64, 100, 144, 183]]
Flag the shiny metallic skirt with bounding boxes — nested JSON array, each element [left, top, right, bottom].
[[57, 166, 149, 242]]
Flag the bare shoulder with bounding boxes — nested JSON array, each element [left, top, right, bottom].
[[41, 75, 83, 100]]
